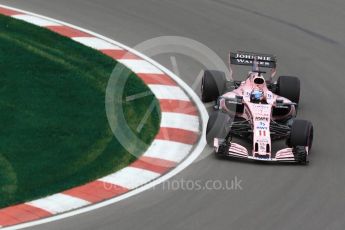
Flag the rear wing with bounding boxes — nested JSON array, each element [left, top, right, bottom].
[[228, 51, 277, 80]]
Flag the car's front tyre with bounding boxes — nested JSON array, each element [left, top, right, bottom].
[[287, 119, 313, 164], [206, 110, 230, 146]]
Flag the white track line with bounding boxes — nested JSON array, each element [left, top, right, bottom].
[[147, 85, 190, 101], [143, 140, 193, 162], [27, 194, 90, 214], [99, 167, 160, 190], [13, 14, 61, 26], [161, 112, 200, 133], [118, 59, 164, 74], [72, 37, 123, 50]]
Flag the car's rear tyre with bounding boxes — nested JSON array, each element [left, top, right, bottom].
[[206, 110, 230, 146], [276, 76, 300, 104], [201, 70, 226, 102], [288, 119, 313, 150]]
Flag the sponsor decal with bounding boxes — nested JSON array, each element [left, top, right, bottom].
[[259, 121, 266, 126], [256, 138, 268, 143], [230, 52, 276, 68], [255, 117, 269, 121], [256, 121, 268, 131], [234, 53, 272, 61], [253, 104, 269, 109], [252, 104, 271, 116], [258, 130, 267, 136], [233, 59, 271, 67]]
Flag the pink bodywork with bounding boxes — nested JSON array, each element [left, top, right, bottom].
[[214, 72, 298, 162]]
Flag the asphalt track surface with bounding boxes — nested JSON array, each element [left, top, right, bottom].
[[1, 0, 345, 229]]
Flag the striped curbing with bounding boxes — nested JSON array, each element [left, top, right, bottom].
[[0, 5, 207, 229]]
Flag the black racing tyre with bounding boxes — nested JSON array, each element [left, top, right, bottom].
[[206, 110, 230, 146], [293, 146, 308, 165], [201, 70, 226, 102], [288, 119, 313, 150], [276, 76, 300, 104]]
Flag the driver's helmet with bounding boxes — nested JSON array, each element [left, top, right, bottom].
[[250, 89, 264, 103]]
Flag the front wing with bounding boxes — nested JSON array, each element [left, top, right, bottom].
[[214, 138, 299, 163]]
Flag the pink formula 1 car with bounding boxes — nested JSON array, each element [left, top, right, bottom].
[[202, 51, 314, 164]]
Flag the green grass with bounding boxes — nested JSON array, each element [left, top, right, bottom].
[[0, 15, 160, 208]]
